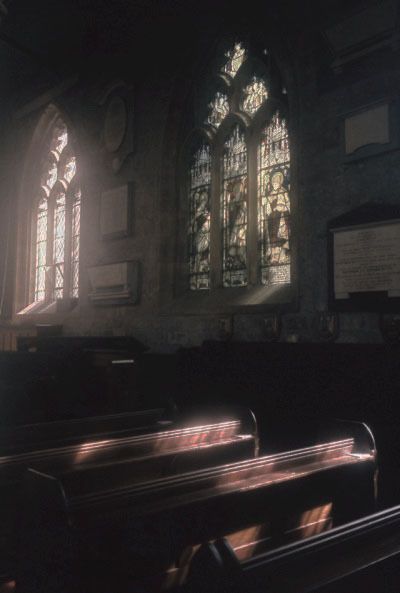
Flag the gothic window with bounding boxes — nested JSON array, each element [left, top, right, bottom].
[[32, 118, 80, 303], [186, 41, 291, 291]]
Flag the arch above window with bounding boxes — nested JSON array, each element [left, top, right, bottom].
[[185, 41, 291, 293]]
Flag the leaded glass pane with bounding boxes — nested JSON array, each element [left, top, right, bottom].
[[258, 113, 291, 285], [206, 92, 229, 128], [241, 77, 268, 116], [50, 123, 68, 157], [41, 157, 58, 192], [223, 42, 246, 78], [53, 193, 66, 299], [222, 125, 248, 287], [71, 191, 81, 298], [188, 144, 211, 290], [34, 197, 48, 301], [63, 156, 76, 184]]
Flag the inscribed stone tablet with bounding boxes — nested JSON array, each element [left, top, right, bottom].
[[334, 221, 400, 298]]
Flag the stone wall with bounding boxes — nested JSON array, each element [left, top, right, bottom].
[[0, 1, 399, 351]]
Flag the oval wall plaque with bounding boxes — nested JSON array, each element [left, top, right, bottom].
[[104, 96, 127, 153]]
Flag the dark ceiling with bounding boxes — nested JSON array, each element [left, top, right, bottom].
[[0, 0, 387, 111]]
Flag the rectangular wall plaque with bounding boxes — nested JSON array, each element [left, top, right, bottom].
[[100, 184, 132, 239], [333, 220, 400, 299], [345, 104, 389, 155], [88, 261, 140, 305]]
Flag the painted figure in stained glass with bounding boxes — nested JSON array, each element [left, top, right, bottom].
[[242, 77, 268, 116], [264, 170, 290, 264], [188, 144, 211, 289], [207, 92, 229, 128], [226, 177, 247, 268], [258, 113, 291, 285], [193, 190, 210, 265], [223, 42, 246, 78], [223, 125, 248, 286]]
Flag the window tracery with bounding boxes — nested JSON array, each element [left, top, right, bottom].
[[186, 41, 291, 292]]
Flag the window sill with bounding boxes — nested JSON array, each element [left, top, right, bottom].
[[163, 283, 297, 316], [17, 298, 78, 316]]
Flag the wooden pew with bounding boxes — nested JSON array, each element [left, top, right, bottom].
[[18, 422, 376, 593], [1, 408, 257, 585], [187, 503, 400, 593], [0, 407, 168, 455]]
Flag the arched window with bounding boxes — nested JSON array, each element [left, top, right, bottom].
[[186, 42, 291, 291], [32, 118, 80, 303]]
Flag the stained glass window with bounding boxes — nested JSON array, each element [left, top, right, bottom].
[[33, 116, 81, 303], [241, 77, 268, 116], [223, 42, 246, 78], [258, 114, 290, 285], [188, 144, 211, 290], [206, 92, 229, 128], [222, 125, 248, 287], [34, 196, 48, 301], [187, 42, 291, 293]]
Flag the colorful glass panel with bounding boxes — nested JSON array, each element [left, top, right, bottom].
[[34, 197, 48, 301], [241, 77, 268, 116], [188, 144, 211, 290], [258, 113, 290, 285], [223, 42, 246, 78], [53, 193, 66, 299], [206, 92, 229, 128], [71, 190, 81, 298], [222, 125, 248, 287]]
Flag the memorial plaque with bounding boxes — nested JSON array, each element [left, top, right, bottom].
[[345, 104, 389, 155], [88, 261, 140, 305], [333, 221, 400, 299], [100, 184, 131, 239]]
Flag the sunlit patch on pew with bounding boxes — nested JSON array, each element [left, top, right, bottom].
[[0, 580, 15, 593], [74, 439, 112, 463], [225, 522, 271, 560], [284, 502, 333, 540]]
